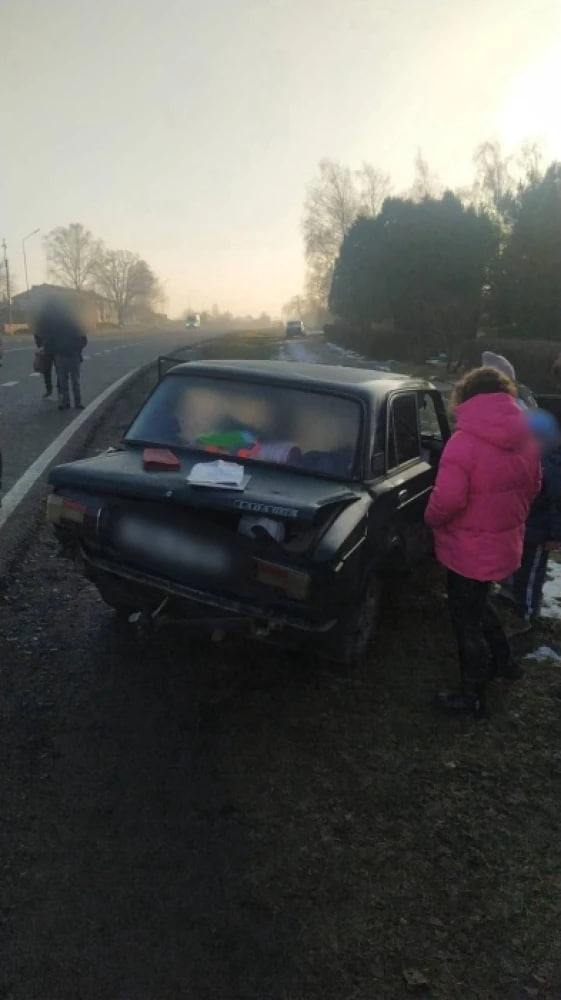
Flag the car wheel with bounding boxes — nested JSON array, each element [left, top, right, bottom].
[[338, 573, 381, 669]]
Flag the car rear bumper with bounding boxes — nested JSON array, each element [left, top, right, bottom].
[[80, 547, 338, 634]]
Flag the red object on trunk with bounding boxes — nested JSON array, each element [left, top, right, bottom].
[[143, 448, 181, 471]]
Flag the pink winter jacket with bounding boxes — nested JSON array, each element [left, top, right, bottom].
[[425, 393, 541, 581]]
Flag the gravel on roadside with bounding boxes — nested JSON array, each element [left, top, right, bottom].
[[2, 335, 561, 1000]]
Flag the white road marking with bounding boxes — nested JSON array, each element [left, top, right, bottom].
[[29, 372, 41, 377], [1, 381, 19, 387], [0, 366, 140, 534], [4, 347, 34, 353]]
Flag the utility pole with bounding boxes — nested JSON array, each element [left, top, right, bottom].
[[22, 228, 40, 290], [2, 238, 13, 334]]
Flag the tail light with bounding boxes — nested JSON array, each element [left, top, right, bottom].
[[253, 559, 310, 600], [47, 493, 100, 531]]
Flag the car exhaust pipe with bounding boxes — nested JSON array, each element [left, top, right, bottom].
[[128, 597, 169, 633]]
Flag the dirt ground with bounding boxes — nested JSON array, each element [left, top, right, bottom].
[[2, 336, 561, 1000]]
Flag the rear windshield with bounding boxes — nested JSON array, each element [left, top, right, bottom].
[[126, 374, 362, 479]]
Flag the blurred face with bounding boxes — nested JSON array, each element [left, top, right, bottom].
[[531, 433, 549, 456], [175, 388, 220, 442], [526, 411, 560, 455]]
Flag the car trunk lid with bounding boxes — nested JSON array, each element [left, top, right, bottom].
[[49, 447, 363, 525]]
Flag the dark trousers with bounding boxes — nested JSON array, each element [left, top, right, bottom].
[[56, 354, 81, 407], [513, 542, 549, 620], [447, 570, 512, 691], [43, 356, 59, 396]]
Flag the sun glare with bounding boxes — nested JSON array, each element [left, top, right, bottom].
[[496, 38, 561, 155]]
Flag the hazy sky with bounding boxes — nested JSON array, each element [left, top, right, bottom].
[[2, 0, 560, 317]]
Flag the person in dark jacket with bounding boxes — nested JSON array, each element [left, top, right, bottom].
[[35, 299, 87, 410], [33, 329, 60, 400], [512, 409, 561, 626], [481, 351, 538, 409]]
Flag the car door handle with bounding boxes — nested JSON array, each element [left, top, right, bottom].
[[398, 489, 409, 504]]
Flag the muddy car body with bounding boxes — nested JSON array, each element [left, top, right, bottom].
[[48, 361, 450, 665]]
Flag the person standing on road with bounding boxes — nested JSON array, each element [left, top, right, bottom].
[[425, 367, 541, 716], [35, 299, 87, 411], [34, 329, 59, 400]]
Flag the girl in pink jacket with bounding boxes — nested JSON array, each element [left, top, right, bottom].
[[425, 367, 541, 715]]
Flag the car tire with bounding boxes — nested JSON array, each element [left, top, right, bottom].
[[337, 572, 381, 669]]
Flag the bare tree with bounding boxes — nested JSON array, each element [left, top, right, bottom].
[[356, 163, 391, 216], [153, 279, 169, 315], [303, 159, 358, 304], [472, 140, 514, 215], [282, 293, 328, 329], [0, 258, 18, 302], [517, 139, 544, 185], [411, 149, 441, 201], [282, 295, 304, 321], [94, 250, 158, 326], [44, 223, 102, 291]]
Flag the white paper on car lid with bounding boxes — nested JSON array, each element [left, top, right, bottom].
[[187, 459, 250, 490]]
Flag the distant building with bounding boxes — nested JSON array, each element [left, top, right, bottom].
[[11, 284, 118, 330]]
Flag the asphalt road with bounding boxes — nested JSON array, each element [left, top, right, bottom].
[[0, 327, 201, 496]]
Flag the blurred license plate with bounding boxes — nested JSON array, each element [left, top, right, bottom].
[[115, 516, 233, 578]]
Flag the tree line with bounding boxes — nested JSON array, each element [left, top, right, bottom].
[[292, 141, 561, 359], [44, 223, 163, 326]]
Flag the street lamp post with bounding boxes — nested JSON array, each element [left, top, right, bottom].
[[2, 238, 13, 333], [22, 228, 40, 291]]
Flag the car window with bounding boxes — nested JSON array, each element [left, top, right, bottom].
[[388, 393, 420, 468], [126, 374, 362, 479], [417, 392, 442, 439], [371, 409, 387, 475]]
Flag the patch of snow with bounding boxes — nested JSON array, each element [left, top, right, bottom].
[[279, 340, 324, 363], [326, 341, 352, 356], [324, 342, 394, 371], [540, 558, 561, 620], [524, 646, 561, 663]]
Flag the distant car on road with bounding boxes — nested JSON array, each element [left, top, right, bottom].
[[47, 360, 450, 667], [425, 350, 448, 365], [285, 320, 304, 339], [185, 314, 200, 329]]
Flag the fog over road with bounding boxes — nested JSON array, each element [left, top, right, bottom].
[[0, 327, 210, 496]]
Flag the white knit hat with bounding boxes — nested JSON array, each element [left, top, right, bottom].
[[481, 350, 516, 381]]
